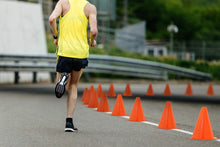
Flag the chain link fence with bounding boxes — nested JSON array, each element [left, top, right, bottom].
[[173, 41, 220, 61]]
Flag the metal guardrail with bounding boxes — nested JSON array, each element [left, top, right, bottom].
[[89, 55, 211, 80], [0, 54, 211, 82], [0, 54, 167, 81]]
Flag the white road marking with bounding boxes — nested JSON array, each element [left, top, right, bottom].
[[172, 129, 193, 135], [105, 112, 112, 114], [121, 116, 130, 119], [118, 113, 220, 142], [141, 121, 158, 127]]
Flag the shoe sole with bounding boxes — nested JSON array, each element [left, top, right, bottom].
[[55, 83, 65, 98], [65, 128, 78, 132], [55, 73, 69, 98]]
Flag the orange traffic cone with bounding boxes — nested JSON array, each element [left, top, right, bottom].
[[81, 88, 88, 102], [84, 86, 95, 105], [207, 84, 214, 95], [97, 84, 103, 98], [88, 90, 99, 108], [83, 89, 91, 105], [163, 84, 171, 96], [158, 101, 177, 129], [146, 84, 154, 96], [90, 85, 95, 91], [112, 94, 126, 116], [185, 83, 193, 95], [191, 107, 216, 140], [108, 83, 116, 97], [97, 92, 111, 112], [123, 83, 132, 96], [129, 97, 145, 121]]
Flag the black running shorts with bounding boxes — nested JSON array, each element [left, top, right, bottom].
[[56, 56, 88, 73]]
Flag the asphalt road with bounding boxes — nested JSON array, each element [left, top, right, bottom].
[[0, 83, 220, 147]]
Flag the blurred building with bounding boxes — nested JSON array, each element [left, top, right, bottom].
[[145, 41, 168, 56], [115, 21, 146, 54]]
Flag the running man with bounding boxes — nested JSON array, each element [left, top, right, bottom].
[[49, 0, 98, 132]]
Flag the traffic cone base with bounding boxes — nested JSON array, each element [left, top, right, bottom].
[[158, 101, 177, 129], [123, 83, 132, 96], [112, 94, 126, 116], [163, 84, 171, 96], [129, 97, 145, 121], [146, 84, 154, 96], [191, 107, 216, 140]]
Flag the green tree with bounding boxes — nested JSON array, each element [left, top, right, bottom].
[[199, 4, 220, 40], [116, 0, 220, 41]]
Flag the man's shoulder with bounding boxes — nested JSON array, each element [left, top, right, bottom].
[[85, 3, 96, 11], [59, 0, 69, 5], [60, 0, 68, 2]]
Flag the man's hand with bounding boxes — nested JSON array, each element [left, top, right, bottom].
[[54, 39, 58, 46], [89, 39, 96, 47]]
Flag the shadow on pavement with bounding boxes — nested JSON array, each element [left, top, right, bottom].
[[128, 93, 220, 104]]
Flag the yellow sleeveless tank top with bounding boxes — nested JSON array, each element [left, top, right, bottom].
[[58, 0, 89, 59]]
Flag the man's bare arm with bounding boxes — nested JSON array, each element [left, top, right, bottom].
[[49, 0, 62, 37], [85, 4, 98, 47]]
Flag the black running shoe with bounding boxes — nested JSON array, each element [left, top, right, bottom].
[[65, 118, 78, 132], [55, 73, 69, 98]]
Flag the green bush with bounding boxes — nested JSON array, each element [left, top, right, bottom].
[[46, 34, 57, 53]]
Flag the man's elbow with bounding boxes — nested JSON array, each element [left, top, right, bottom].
[[49, 16, 56, 24]]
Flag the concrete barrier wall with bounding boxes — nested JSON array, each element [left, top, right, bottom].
[[0, 0, 47, 55], [0, 1, 49, 83]]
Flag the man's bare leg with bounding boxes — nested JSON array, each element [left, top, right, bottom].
[[56, 72, 61, 83], [67, 69, 83, 118]]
